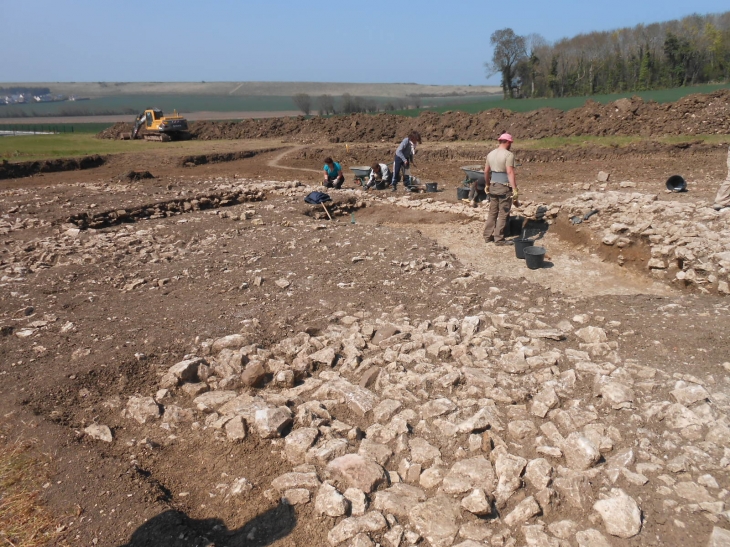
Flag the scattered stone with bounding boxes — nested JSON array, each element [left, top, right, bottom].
[[503, 496, 541, 527], [254, 407, 292, 438], [126, 396, 161, 424], [84, 424, 113, 443], [461, 488, 492, 516], [593, 489, 642, 538], [328, 511, 387, 546], [315, 483, 350, 517], [326, 454, 387, 493], [409, 495, 461, 547]]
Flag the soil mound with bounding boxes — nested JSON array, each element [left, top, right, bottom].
[[95, 89, 730, 143], [117, 170, 155, 182], [0, 155, 105, 180]]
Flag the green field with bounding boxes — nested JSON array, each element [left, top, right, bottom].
[[0, 133, 225, 162], [416, 83, 730, 114]]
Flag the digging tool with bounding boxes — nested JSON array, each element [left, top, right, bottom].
[[322, 203, 333, 221]]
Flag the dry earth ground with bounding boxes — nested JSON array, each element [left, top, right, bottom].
[[0, 138, 729, 547]]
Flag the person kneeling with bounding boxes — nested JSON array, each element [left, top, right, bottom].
[[365, 162, 391, 190], [323, 157, 345, 189]]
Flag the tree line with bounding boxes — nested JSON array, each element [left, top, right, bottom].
[[488, 11, 730, 98], [292, 93, 422, 116]]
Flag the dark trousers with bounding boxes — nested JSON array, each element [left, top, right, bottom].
[[391, 157, 406, 187]]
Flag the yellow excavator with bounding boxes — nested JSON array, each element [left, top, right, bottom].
[[129, 108, 190, 141]]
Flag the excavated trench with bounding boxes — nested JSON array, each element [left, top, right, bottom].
[[357, 203, 674, 298]]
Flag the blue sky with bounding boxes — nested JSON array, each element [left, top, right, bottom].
[[2, 0, 728, 85]]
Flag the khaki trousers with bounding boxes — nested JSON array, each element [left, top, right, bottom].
[[715, 146, 730, 208], [483, 184, 512, 242]]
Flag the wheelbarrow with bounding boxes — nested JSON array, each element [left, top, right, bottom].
[[461, 165, 485, 185], [350, 166, 372, 186]]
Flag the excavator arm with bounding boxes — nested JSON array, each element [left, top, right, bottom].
[[131, 112, 147, 139]]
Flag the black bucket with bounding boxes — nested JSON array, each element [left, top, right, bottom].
[[375, 181, 388, 190], [514, 238, 534, 259], [457, 187, 470, 200], [425, 182, 438, 193], [524, 246, 546, 270], [666, 175, 687, 192]]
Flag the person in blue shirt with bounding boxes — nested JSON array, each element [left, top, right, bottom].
[[323, 157, 345, 189], [391, 131, 421, 191]]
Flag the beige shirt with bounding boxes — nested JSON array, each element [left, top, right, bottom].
[[486, 148, 515, 172]]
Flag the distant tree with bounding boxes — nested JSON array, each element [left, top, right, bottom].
[[318, 94, 335, 115], [487, 28, 527, 99], [292, 93, 312, 115]]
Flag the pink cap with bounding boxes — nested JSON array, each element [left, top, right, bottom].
[[498, 133, 514, 143]]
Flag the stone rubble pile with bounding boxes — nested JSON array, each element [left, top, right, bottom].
[[120, 303, 730, 546], [560, 191, 730, 295]]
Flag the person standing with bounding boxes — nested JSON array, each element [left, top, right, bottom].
[[483, 133, 519, 245], [391, 131, 421, 191], [714, 146, 730, 211], [323, 157, 345, 189]]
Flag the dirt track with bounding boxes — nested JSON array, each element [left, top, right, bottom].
[[1, 109, 730, 547]]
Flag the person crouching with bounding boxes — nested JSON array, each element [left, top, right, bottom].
[[323, 157, 345, 189], [483, 133, 519, 246], [365, 162, 391, 190]]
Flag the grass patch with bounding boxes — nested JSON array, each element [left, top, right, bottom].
[[0, 437, 66, 547], [417, 83, 730, 114], [0, 133, 231, 162]]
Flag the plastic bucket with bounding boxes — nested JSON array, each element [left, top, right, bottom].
[[524, 246, 546, 269], [375, 181, 388, 190], [514, 238, 534, 259], [425, 182, 438, 193], [457, 187, 470, 200], [666, 175, 687, 192]]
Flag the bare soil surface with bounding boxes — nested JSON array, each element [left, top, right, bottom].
[[1, 131, 729, 547], [96, 89, 730, 142]]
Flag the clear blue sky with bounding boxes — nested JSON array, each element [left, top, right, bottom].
[[2, 0, 728, 85]]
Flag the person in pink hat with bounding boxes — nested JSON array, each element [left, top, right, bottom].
[[483, 133, 519, 245]]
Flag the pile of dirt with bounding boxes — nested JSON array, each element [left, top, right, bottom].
[[0, 155, 105, 180], [95, 89, 730, 143], [117, 170, 155, 182]]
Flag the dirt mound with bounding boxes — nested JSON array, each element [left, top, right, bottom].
[[96, 89, 730, 143], [117, 170, 155, 182], [0, 155, 106, 180], [179, 148, 279, 167]]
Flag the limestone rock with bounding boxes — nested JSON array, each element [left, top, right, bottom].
[[241, 361, 267, 387], [127, 396, 161, 424], [327, 512, 387, 546], [575, 529, 612, 547], [283, 488, 310, 505], [575, 326, 607, 344], [409, 495, 460, 547], [503, 496, 541, 527], [285, 427, 319, 464], [224, 415, 247, 441], [708, 527, 730, 547], [593, 489, 642, 538], [442, 456, 496, 495], [563, 433, 600, 470], [84, 424, 113, 442], [315, 483, 350, 517], [327, 454, 387, 493], [254, 406, 292, 438], [461, 488, 492, 516]]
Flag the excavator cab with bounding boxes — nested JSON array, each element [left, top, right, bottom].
[[130, 108, 189, 141]]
